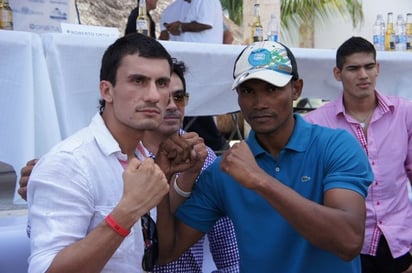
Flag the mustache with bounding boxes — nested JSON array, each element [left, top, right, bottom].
[[163, 109, 182, 119], [249, 110, 275, 118], [135, 104, 161, 113]]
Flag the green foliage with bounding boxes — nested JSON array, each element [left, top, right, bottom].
[[219, 0, 363, 31], [220, 0, 243, 25], [281, 0, 363, 30]]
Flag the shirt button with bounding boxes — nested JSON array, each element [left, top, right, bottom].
[[275, 167, 280, 172], [371, 161, 375, 165], [379, 221, 383, 224], [375, 181, 379, 186], [376, 201, 380, 205]]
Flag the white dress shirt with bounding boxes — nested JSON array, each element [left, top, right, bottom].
[[159, 0, 190, 41], [160, 0, 223, 44], [27, 113, 149, 273], [178, 0, 223, 44]]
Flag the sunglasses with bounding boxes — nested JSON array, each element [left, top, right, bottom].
[[171, 90, 189, 107], [141, 213, 158, 272]]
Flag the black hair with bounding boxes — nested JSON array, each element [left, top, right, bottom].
[[336, 36, 376, 70], [172, 58, 187, 93], [98, 33, 172, 113]]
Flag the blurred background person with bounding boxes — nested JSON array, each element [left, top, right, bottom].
[[125, 0, 158, 38]]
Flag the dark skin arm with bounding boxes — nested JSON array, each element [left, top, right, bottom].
[[166, 132, 208, 213], [220, 141, 366, 261], [18, 158, 38, 201], [157, 141, 367, 263], [156, 133, 209, 263], [165, 21, 211, 36], [157, 191, 205, 264], [223, 29, 234, 44], [154, 133, 199, 181], [158, 30, 170, 40]]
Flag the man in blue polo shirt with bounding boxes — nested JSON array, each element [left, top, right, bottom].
[[156, 41, 374, 273]]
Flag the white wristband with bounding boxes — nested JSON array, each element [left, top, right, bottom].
[[173, 175, 191, 198]]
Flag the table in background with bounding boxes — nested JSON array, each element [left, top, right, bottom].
[[0, 30, 61, 204]]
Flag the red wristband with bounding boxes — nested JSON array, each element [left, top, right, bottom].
[[105, 214, 131, 237]]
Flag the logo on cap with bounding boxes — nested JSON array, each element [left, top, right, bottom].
[[232, 41, 296, 90], [247, 45, 292, 76]]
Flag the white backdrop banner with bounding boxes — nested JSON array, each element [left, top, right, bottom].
[[9, 0, 77, 33]]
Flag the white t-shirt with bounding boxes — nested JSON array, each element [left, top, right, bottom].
[[160, 0, 190, 41], [161, 0, 223, 44]]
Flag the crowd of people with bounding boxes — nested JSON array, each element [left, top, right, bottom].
[[15, 0, 412, 273]]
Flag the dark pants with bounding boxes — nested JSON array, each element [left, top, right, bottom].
[[361, 236, 412, 273]]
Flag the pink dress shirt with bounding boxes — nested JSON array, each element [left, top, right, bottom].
[[304, 91, 412, 258]]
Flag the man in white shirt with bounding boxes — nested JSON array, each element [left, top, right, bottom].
[[27, 33, 203, 273], [159, 0, 189, 41], [161, 0, 223, 44]]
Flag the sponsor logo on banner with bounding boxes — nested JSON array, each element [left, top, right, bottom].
[[61, 23, 119, 38], [9, 0, 75, 33]]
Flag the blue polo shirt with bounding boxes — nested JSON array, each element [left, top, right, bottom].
[[176, 114, 373, 273]]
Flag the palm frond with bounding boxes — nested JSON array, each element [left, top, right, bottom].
[[221, 0, 243, 25], [281, 0, 363, 30]]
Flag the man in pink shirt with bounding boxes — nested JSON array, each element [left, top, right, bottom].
[[305, 36, 412, 273]]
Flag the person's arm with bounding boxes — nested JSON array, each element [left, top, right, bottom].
[[159, 12, 170, 41], [156, 133, 213, 264], [18, 158, 38, 201], [165, 21, 211, 36], [223, 29, 234, 44], [219, 141, 367, 261], [156, 193, 206, 264], [154, 132, 208, 212], [169, 171, 196, 212], [29, 157, 169, 273], [223, 25, 234, 44], [158, 30, 170, 40]]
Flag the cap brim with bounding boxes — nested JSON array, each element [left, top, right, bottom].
[[232, 69, 293, 90]]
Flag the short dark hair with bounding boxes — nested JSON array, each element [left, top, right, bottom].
[[99, 33, 173, 113], [336, 36, 376, 70], [172, 58, 187, 93]]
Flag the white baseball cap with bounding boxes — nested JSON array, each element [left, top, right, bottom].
[[232, 41, 299, 90]]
